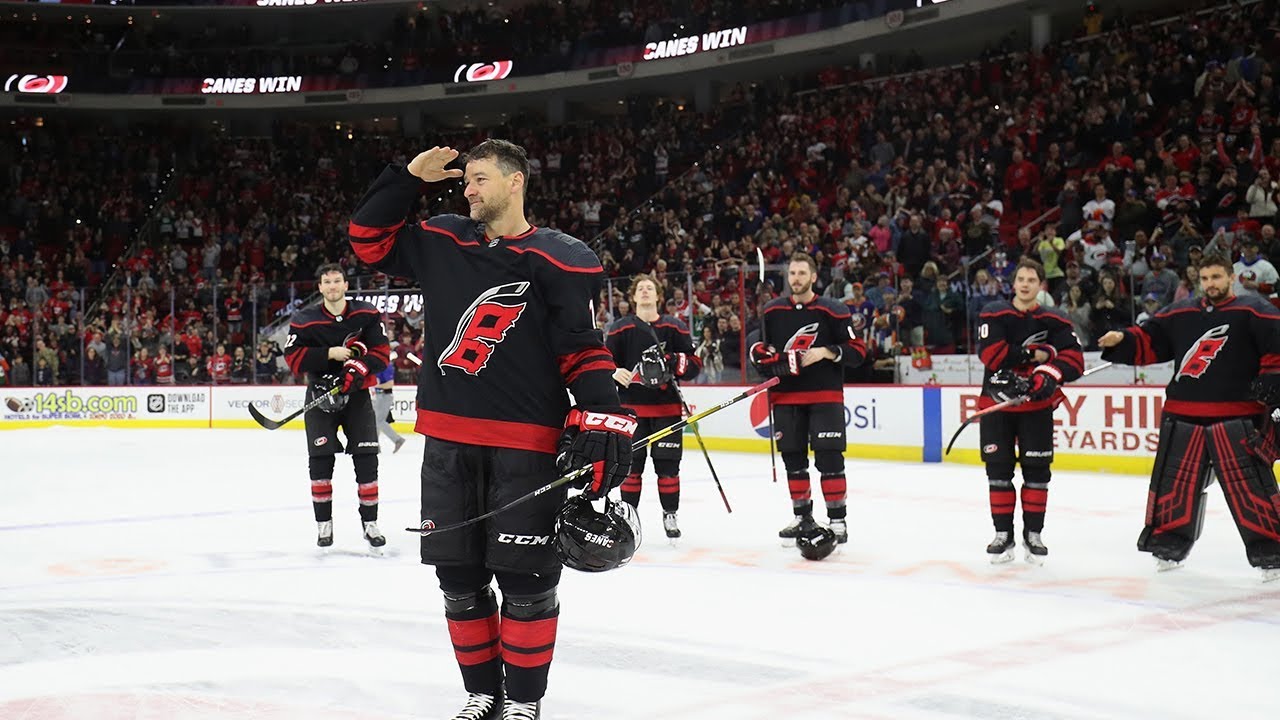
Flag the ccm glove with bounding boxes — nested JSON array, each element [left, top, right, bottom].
[[339, 359, 370, 394], [1251, 374, 1280, 409], [557, 408, 637, 500], [1027, 365, 1062, 401], [665, 352, 692, 379]]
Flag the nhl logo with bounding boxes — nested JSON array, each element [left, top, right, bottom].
[[146, 394, 165, 413], [420, 519, 436, 532]]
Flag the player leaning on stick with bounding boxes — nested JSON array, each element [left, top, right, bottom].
[[283, 264, 393, 551], [1099, 253, 1280, 578], [975, 257, 1083, 564], [750, 252, 867, 545], [349, 142, 633, 720], [605, 273, 701, 538]]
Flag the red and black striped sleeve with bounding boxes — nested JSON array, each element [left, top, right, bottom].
[[1044, 312, 1085, 382], [348, 165, 426, 279], [1101, 317, 1174, 367], [1249, 300, 1280, 375]]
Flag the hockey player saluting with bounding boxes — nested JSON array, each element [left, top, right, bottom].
[[975, 257, 1083, 564], [1099, 253, 1280, 577], [349, 142, 634, 720], [283, 263, 393, 551], [605, 273, 701, 538], [750, 252, 867, 544]]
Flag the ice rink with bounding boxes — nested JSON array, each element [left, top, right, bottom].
[[2, 426, 1278, 720]]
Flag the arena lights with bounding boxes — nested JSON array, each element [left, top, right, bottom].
[[5, 74, 69, 94], [642, 26, 747, 61], [200, 76, 303, 94], [453, 61, 514, 83]]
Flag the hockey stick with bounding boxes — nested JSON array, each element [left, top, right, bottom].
[[756, 247, 779, 484], [673, 383, 732, 513], [248, 385, 340, 430], [943, 362, 1113, 455], [404, 377, 779, 536]]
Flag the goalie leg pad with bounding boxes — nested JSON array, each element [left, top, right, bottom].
[[1206, 418, 1280, 567], [1138, 417, 1212, 562]]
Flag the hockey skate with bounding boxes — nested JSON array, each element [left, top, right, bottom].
[[316, 520, 333, 548], [363, 521, 386, 554], [662, 511, 682, 540], [1023, 530, 1048, 565], [502, 699, 540, 720], [986, 531, 1015, 564], [778, 515, 812, 546], [829, 518, 848, 544], [450, 690, 501, 720]]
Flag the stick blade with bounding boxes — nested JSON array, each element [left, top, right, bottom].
[[247, 403, 283, 430]]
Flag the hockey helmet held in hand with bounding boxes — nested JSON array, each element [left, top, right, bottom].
[[796, 522, 837, 561], [988, 369, 1030, 403], [554, 494, 642, 572], [312, 374, 349, 413]]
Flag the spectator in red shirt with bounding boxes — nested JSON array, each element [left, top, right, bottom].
[[154, 346, 174, 385], [207, 343, 232, 384], [224, 290, 244, 338], [132, 347, 154, 385], [1004, 149, 1041, 214]]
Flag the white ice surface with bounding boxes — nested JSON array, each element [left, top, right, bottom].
[[1, 427, 1277, 719]]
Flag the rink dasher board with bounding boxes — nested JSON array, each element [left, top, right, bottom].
[[0, 384, 1173, 475]]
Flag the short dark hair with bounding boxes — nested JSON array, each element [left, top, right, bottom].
[[789, 252, 818, 273], [315, 263, 344, 280], [465, 139, 530, 194], [1197, 253, 1233, 274], [1015, 257, 1045, 282]]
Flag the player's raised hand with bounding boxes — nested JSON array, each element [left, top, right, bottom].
[[407, 146, 464, 183], [1098, 331, 1125, 348]]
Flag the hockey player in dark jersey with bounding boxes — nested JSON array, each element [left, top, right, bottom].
[[605, 273, 701, 539], [1099, 253, 1280, 578], [283, 263, 393, 551], [975, 258, 1084, 564], [349, 141, 633, 720], [750, 252, 867, 545]]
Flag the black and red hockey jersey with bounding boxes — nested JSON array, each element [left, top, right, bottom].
[[760, 295, 867, 405], [348, 164, 619, 454], [976, 301, 1085, 412], [283, 298, 391, 388], [605, 314, 701, 417], [1101, 294, 1280, 418]]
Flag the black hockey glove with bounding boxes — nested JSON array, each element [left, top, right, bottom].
[[750, 342, 799, 377], [638, 345, 674, 388], [1250, 374, 1280, 409], [1027, 364, 1062, 402], [988, 369, 1029, 402], [557, 407, 638, 500], [339, 359, 370, 395]]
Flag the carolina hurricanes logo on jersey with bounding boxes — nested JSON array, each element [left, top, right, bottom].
[[438, 282, 529, 375], [1021, 330, 1048, 348], [783, 322, 821, 352], [1176, 324, 1230, 381]]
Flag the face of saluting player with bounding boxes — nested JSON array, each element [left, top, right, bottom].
[[1198, 262, 1233, 302], [464, 157, 522, 226], [631, 279, 660, 308], [318, 270, 348, 304]]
